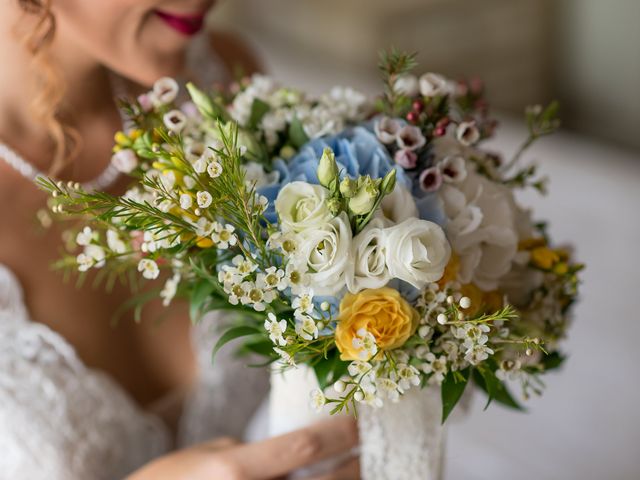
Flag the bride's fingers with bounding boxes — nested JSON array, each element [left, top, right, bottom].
[[308, 457, 361, 480], [233, 416, 358, 479]]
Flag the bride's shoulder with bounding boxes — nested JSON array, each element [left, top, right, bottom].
[[206, 30, 263, 77]]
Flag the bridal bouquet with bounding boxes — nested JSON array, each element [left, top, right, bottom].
[[40, 51, 581, 427]]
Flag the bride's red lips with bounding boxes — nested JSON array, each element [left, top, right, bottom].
[[154, 10, 206, 36]]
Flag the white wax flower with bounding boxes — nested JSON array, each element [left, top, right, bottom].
[[393, 74, 419, 97], [275, 182, 333, 233], [384, 217, 451, 289], [419, 72, 451, 97], [347, 218, 391, 293], [297, 212, 352, 295], [242, 161, 280, 188], [111, 149, 138, 173], [439, 168, 519, 290]]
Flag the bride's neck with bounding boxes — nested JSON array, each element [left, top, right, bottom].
[[0, 5, 118, 169]]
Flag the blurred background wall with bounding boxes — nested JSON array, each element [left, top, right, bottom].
[[210, 0, 640, 151]]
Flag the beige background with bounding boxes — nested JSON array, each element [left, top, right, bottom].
[[211, 0, 640, 152]]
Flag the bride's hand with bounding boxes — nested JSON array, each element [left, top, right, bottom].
[[126, 416, 360, 480]]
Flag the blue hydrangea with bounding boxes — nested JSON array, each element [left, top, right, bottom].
[[259, 126, 411, 223]]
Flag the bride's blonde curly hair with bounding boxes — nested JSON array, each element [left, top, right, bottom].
[[18, 0, 80, 175]]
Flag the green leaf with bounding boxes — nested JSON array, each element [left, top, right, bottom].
[[212, 326, 261, 364], [189, 279, 216, 323], [248, 98, 270, 130], [313, 349, 349, 390], [473, 367, 524, 411], [441, 368, 471, 424], [541, 351, 566, 371], [241, 339, 277, 357], [288, 117, 310, 149]]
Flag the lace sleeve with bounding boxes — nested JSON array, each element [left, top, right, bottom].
[[0, 313, 170, 480]]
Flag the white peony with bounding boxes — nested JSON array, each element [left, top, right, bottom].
[[275, 182, 333, 233], [379, 184, 419, 224], [347, 218, 391, 293], [297, 212, 352, 295], [439, 168, 519, 290], [384, 218, 451, 289]]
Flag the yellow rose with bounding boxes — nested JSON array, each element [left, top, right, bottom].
[[335, 287, 419, 361]]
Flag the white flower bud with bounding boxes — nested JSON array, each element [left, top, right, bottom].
[[179, 194, 192, 210], [317, 147, 339, 188], [459, 296, 471, 309], [437, 313, 448, 325], [334, 380, 346, 393], [354, 391, 365, 402]]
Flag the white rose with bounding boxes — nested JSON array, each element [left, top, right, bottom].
[[111, 149, 138, 173], [298, 212, 352, 295], [385, 218, 451, 289], [439, 169, 518, 290], [275, 182, 333, 232], [346, 218, 391, 293], [379, 184, 419, 224]]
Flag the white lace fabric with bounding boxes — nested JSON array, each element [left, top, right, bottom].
[[0, 264, 268, 479]]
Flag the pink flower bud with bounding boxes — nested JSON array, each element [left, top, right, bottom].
[[394, 149, 418, 169]]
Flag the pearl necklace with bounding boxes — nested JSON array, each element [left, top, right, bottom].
[[0, 72, 130, 191]]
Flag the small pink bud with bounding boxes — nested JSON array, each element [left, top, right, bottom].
[[406, 111, 419, 123], [394, 149, 418, 169]]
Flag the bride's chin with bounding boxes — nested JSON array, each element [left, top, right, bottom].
[[114, 52, 187, 88]]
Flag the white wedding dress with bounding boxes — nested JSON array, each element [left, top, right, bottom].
[[0, 263, 269, 479], [0, 34, 269, 479]]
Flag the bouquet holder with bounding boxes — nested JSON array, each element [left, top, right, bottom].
[[269, 364, 445, 480]]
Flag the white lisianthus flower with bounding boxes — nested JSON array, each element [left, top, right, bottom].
[[111, 149, 138, 173], [384, 218, 451, 289], [346, 218, 391, 293], [439, 169, 519, 290], [379, 184, 418, 224], [137, 258, 159, 280], [275, 182, 333, 233], [298, 212, 352, 295]]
